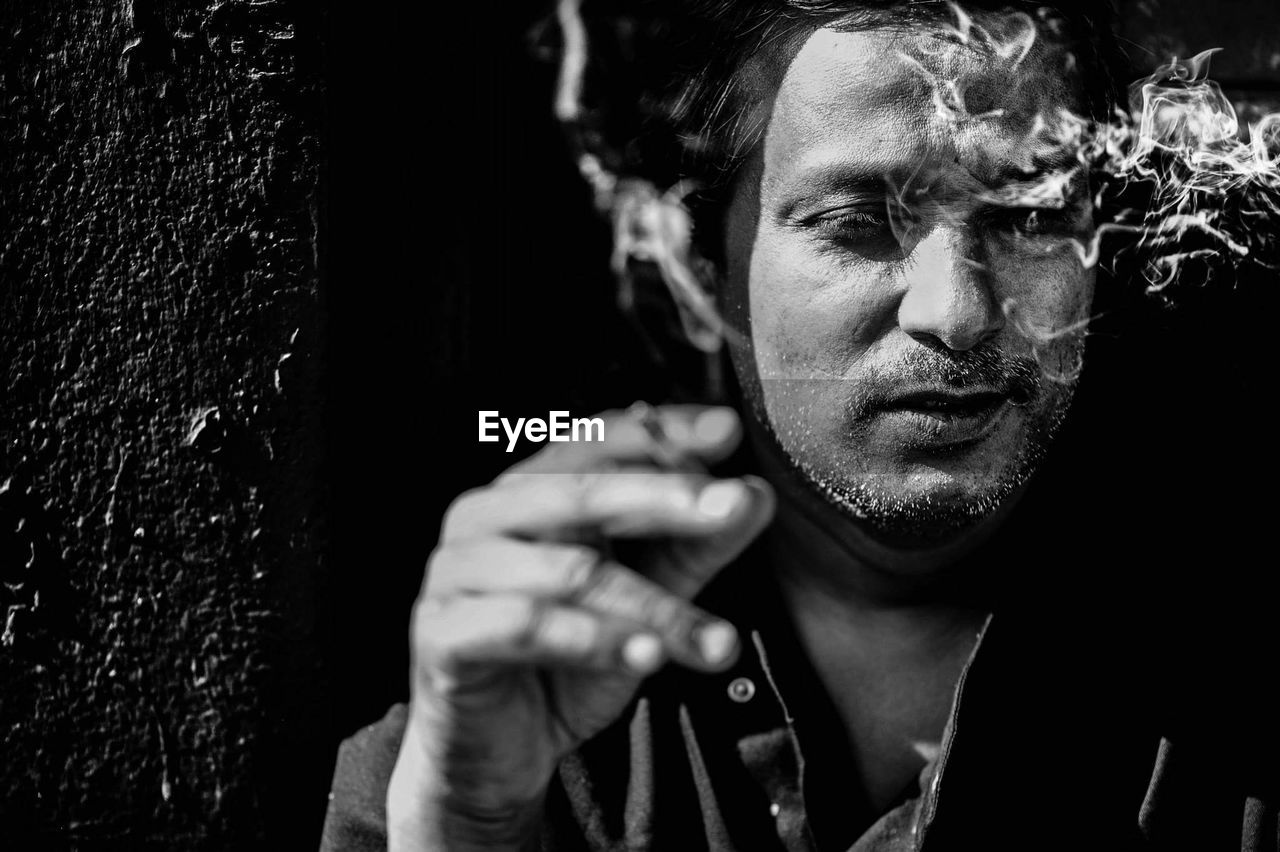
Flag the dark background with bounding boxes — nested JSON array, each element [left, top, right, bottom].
[[0, 0, 1277, 849], [328, 2, 652, 745]]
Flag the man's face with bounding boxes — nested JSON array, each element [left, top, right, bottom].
[[723, 20, 1095, 545]]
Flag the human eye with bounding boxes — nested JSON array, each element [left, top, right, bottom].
[[805, 205, 903, 260], [982, 204, 1087, 240], [812, 208, 887, 237]]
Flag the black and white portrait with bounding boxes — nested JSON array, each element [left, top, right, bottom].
[[1, 1, 1277, 850]]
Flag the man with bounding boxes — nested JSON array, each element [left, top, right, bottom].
[[324, 2, 1278, 849]]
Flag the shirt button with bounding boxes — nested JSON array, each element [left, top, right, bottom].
[[727, 677, 756, 703]]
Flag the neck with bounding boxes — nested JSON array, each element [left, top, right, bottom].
[[761, 480, 994, 814], [765, 499, 992, 650], [742, 410, 1023, 643], [740, 415, 1022, 813]]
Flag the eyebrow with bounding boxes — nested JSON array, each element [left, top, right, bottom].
[[979, 152, 1090, 207], [793, 164, 889, 196], [984, 144, 1083, 183], [776, 157, 1090, 222], [780, 144, 1077, 190], [772, 158, 904, 216]]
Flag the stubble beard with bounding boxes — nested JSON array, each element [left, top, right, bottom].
[[795, 385, 1076, 545], [765, 343, 1085, 547]]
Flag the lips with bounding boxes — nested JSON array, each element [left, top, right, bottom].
[[883, 389, 1009, 418], [875, 387, 1013, 448]]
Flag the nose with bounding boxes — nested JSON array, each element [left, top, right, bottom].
[[896, 225, 1003, 352]]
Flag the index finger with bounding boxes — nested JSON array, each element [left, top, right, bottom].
[[441, 470, 756, 543]]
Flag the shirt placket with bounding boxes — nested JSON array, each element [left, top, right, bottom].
[[734, 613, 994, 852], [706, 628, 819, 852], [751, 629, 821, 852], [912, 613, 995, 851]]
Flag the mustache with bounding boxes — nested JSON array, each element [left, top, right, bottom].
[[846, 344, 1042, 419]]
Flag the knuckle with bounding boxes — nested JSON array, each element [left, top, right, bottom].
[[581, 566, 688, 633], [665, 604, 705, 645], [422, 546, 455, 592], [409, 597, 447, 661], [567, 471, 603, 516], [642, 588, 689, 627], [503, 597, 543, 650], [634, 587, 690, 634], [539, 608, 599, 656], [440, 487, 489, 539], [556, 545, 602, 595], [580, 562, 640, 610]]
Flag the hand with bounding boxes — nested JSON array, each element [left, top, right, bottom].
[[387, 405, 775, 851]]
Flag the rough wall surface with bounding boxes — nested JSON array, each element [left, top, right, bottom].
[[0, 1, 328, 848]]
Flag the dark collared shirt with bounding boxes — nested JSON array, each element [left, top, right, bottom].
[[320, 529, 1280, 851]]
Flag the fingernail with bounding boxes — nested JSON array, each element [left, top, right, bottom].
[[696, 621, 738, 665], [622, 633, 664, 675], [696, 480, 747, 520], [693, 407, 738, 445]]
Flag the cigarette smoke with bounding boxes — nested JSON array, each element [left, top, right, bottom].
[[551, 0, 1280, 355]]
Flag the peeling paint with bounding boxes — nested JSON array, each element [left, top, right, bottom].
[[0, 0, 329, 845]]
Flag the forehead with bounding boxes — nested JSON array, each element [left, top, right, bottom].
[[761, 23, 1082, 195]]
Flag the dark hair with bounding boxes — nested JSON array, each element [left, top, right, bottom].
[[552, 0, 1128, 194]]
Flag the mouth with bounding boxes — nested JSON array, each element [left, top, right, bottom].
[[886, 388, 1009, 416], [876, 387, 1014, 448]]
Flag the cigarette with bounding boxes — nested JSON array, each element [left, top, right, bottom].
[[629, 402, 704, 473]]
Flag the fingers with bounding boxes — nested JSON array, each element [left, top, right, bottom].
[[426, 539, 602, 598], [504, 405, 743, 475], [426, 541, 740, 672], [643, 475, 777, 598], [419, 402, 775, 686], [416, 595, 727, 693], [416, 596, 654, 677], [441, 470, 764, 543]]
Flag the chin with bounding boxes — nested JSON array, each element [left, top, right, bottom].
[[798, 460, 1028, 549], [812, 405, 1062, 547]]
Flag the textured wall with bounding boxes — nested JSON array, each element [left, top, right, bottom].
[[0, 0, 328, 848]]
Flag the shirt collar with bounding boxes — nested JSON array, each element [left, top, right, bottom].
[[675, 540, 1001, 850]]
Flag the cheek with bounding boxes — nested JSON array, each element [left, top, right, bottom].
[[746, 228, 899, 378], [988, 249, 1095, 342]]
